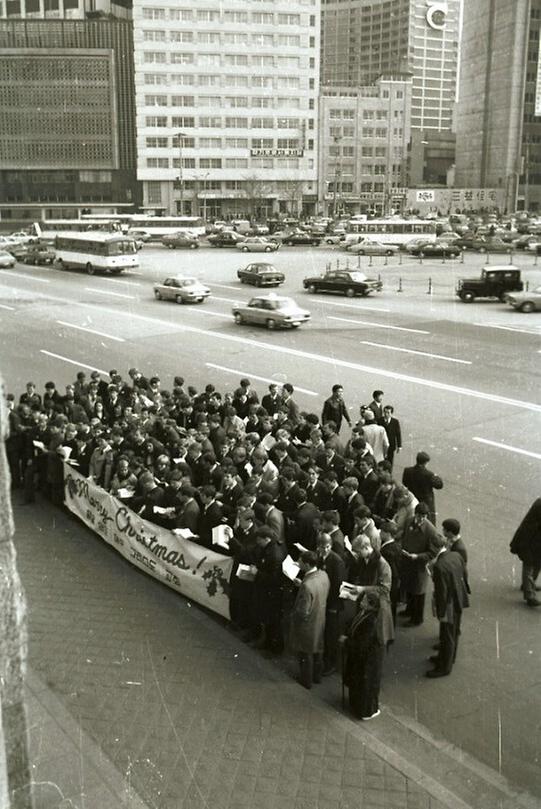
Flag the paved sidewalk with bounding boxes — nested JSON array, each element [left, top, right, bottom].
[[13, 498, 541, 809]]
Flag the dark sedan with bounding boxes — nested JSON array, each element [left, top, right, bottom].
[[237, 262, 285, 287], [303, 270, 382, 298], [282, 232, 321, 246], [161, 232, 200, 249], [409, 242, 461, 258]]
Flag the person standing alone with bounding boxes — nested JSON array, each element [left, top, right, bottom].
[[289, 551, 330, 689]]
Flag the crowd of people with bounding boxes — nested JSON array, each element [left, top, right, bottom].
[[5, 370, 474, 720]]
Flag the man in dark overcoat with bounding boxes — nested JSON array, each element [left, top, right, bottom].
[[510, 498, 541, 607]]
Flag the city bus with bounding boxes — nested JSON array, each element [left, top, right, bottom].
[[35, 215, 207, 240], [344, 217, 437, 246], [126, 215, 206, 239], [54, 232, 139, 274], [33, 219, 123, 239]]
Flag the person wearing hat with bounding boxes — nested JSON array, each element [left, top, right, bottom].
[[400, 502, 441, 626], [402, 451, 443, 525]]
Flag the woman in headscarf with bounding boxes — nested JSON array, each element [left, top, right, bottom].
[[343, 590, 384, 720]]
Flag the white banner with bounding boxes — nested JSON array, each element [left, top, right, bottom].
[[63, 463, 232, 619]]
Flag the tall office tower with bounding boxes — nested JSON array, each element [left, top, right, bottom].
[[0, 9, 138, 226], [0, 0, 131, 20], [455, 0, 541, 212], [133, 0, 320, 217], [321, 0, 461, 133]]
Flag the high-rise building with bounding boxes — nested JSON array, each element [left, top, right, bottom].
[[455, 0, 541, 212], [0, 0, 131, 20], [318, 76, 412, 215], [133, 0, 320, 218], [320, 0, 462, 133], [0, 14, 138, 226]]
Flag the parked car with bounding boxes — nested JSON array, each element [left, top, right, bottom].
[[471, 237, 513, 254], [456, 266, 523, 303], [0, 250, 16, 268], [282, 232, 321, 246], [248, 223, 270, 236], [207, 231, 246, 248], [127, 229, 152, 243], [514, 234, 541, 250], [236, 236, 279, 253], [22, 243, 56, 265], [161, 232, 200, 249], [404, 237, 433, 253], [237, 262, 285, 287], [232, 294, 310, 329], [409, 242, 461, 258], [347, 240, 399, 256], [303, 269, 383, 298], [506, 285, 541, 313], [153, 276, 210, 304]]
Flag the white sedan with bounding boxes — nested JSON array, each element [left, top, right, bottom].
[[236, 237, 279, 253], [347, 240, 399, 256], [0, 250, 16, 268]]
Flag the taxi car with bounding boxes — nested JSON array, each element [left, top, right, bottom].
[[236, 236, 279, 253], [347, 240, 399, 256], [506, 285, 541, 313], [153, 275, 210, 304], [161, 232, 200, 249], [303, 269, 383, 298], [237, 262, 285, 287], [232, 293, 310, 329]]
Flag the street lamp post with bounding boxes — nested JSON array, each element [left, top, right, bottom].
[[176, 131, 186, 215]]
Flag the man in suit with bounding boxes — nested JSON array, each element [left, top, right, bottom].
[[426, 534, 470, 677], [255, 493, 286, 545], [280, 383, 301, 426], [321, 384, 351, 434], [288, 489, 320, 552], [320, 510, 346, 559], [317, 533, 346, 674], [379, 405, 402, 468], [306, 466, 331, 511], [379, 520, 402, 625], [318, 445, 346, 483], [402, 451, 443, 525], [196, 485, 225, 548], [323, 473, 348, 527], [357, 459, 380, 510], [400, 503, 440, 626], [261, 383, 282, 417], [367, 390, 385, 422], [510, 498, 541, 607], [289, 551, 330, 688], [341, 477, 365, 540], [252, 526, 286, 654]]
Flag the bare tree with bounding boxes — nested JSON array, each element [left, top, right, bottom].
[[242, 174, 273, 220], [281, 180, 305, 217]]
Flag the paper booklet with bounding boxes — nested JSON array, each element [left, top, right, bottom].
[[212, 524, 232, 550], [343, 535, 353, 553], [32, 440, 45, 450], [116, 487, 135, 499], [171, 528, 197, 540], [282, 554, 301, 582], [236, 564, 256, 582], [153, 505, 175, 515], [339, 581, 359, 600]]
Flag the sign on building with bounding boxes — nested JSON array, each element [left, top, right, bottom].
[[416, 189, 435, 202]]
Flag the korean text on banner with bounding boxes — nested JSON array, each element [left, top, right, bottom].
[[63, 463, 232, 619]]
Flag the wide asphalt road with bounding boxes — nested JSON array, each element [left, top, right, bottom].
[[1, 241, 540, 794]]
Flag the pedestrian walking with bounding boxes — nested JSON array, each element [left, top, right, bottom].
[[402, 451, 443, 524], [510, 498, 541, 607], [321, 385, 351, 434]]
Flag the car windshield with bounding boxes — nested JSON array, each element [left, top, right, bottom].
[[178, 277, 197, 286], [349, 272, 368, 282], [275, 297, 296, 309]]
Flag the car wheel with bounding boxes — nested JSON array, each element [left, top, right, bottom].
[[311, 241, 319, 247], [478, 247, 487, 254], [255, 278, 262, 287], [266, 318, 277, 330], [460, 290, 475, 303], [176, 294, 184, 304], [385, 249, 394, 256], [86, 262, 95, 275], [234, 313, 244, 324], [285, 241, 292, 246], [264, 246, 272, 252], [56, 258, 63, 269], [168, 244, 175, 249], [345, 287, 355, 298], [358, 250, 365, 256], [154, 290, 162, 300], [307, 284, 317, 294], [242, 246, 249, 252], [239, 276, 245, 284], [326, 238, 334, 245], [190, 243, 198, 249], [520, 301, 535, 313]]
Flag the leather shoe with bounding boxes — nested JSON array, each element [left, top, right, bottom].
[[526, 598, 541, 607], [425, 669, 449, 678]]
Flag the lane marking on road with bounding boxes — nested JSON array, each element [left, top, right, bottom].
[[84, 287, 136, 300], [56, 320, 126, 342], [361, 341, 472, 365], [182, 307, 229, 319], [329, 315, 430, 335], [40, 350, 109, 375], [210, 294, 242, 304], [473, 322, 541, 336], [209, 283, 244, 292], [472, 437, 541, 460], [99, 276, 142, 287], [0, 269, 50, 283], [205, 363, 318, 396], [130, 270, 143, 275], [310, 298, 391, 313], [4, 283, 540, 414], [0, 303, 15, 310]]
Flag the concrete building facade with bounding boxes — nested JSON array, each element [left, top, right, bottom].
[[320, 0, 461, 134], [318, 76, 412, 215], [0, 16, 138, 226], [133, 0, 320, 218], [454, 0, 534, 211]]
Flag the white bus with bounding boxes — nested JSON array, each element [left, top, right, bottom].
[[345, 217, 437, 246], [126, 215, 206, 239], [54, 232, 139, 275], [33, 219, 124, 239]]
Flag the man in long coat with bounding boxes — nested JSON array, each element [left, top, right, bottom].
[[400, 503, 440, 626], [510, 498, 541, 607], [402, 451, 443, 524], [289, 551, 330, 689], [426, 534, 470, 677]]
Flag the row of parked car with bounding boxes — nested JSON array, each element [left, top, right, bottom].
[[0, 233, 56, 268]]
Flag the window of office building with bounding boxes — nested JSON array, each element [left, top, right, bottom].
[[278, 97, 300, 108], [277, 138, 300, 149], [146, 137, 168, 148], [278, 13, 300, 24], [144, 51, 167, 64], [144, 30, 166, 42], [225, 117, 248, 128], [223, 32, 249, 45], [225, 54, 248, 66], [199, 158, 222, 168], [169, 8, 192, 20], [146, 115, 168, 127], [199, 96, 222, 107], [252, 98, 273, 108], [171, 95, 195, 106], [253, 34, 275, 46], [199, 53, 221, 66], [225, 76, 249, 87], [145, 94, 168, 106], [170, 31, 193, 42], [252, 138, 274, 149], [223, 10, 248, 23], [198, 32, 221, 44], [226, 97, 248, 108], [253, 55, 275, 67], [277, 34, 300, 46], [252, 117, 274, 128], [170, 53, 194, 64], [252, 157, 274, 168], [199, 116, 222, 127], [252, 11, 274, 23], [199, 137, 222, 148], [225, 137, 248, 148], [147, 157, 169, 167], [225, 158, 248, 168], [171, 116, 195, 127], [172, 157, 195, 168], [277, 117, 299, 128], [197, 8, 220, 21], [145, 74, 168, 85], [143, 7, 165, 19]]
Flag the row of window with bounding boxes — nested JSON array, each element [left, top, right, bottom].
[[142, 8, 316, 25], [145, 137, 306, 149], [143, 95, 311, 110], [144, 73, 303, 89], [146, 157, 312, 169], [145, 116, 314, 130], [143, 52, 314, 68], [142, 30, 314, 48]]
